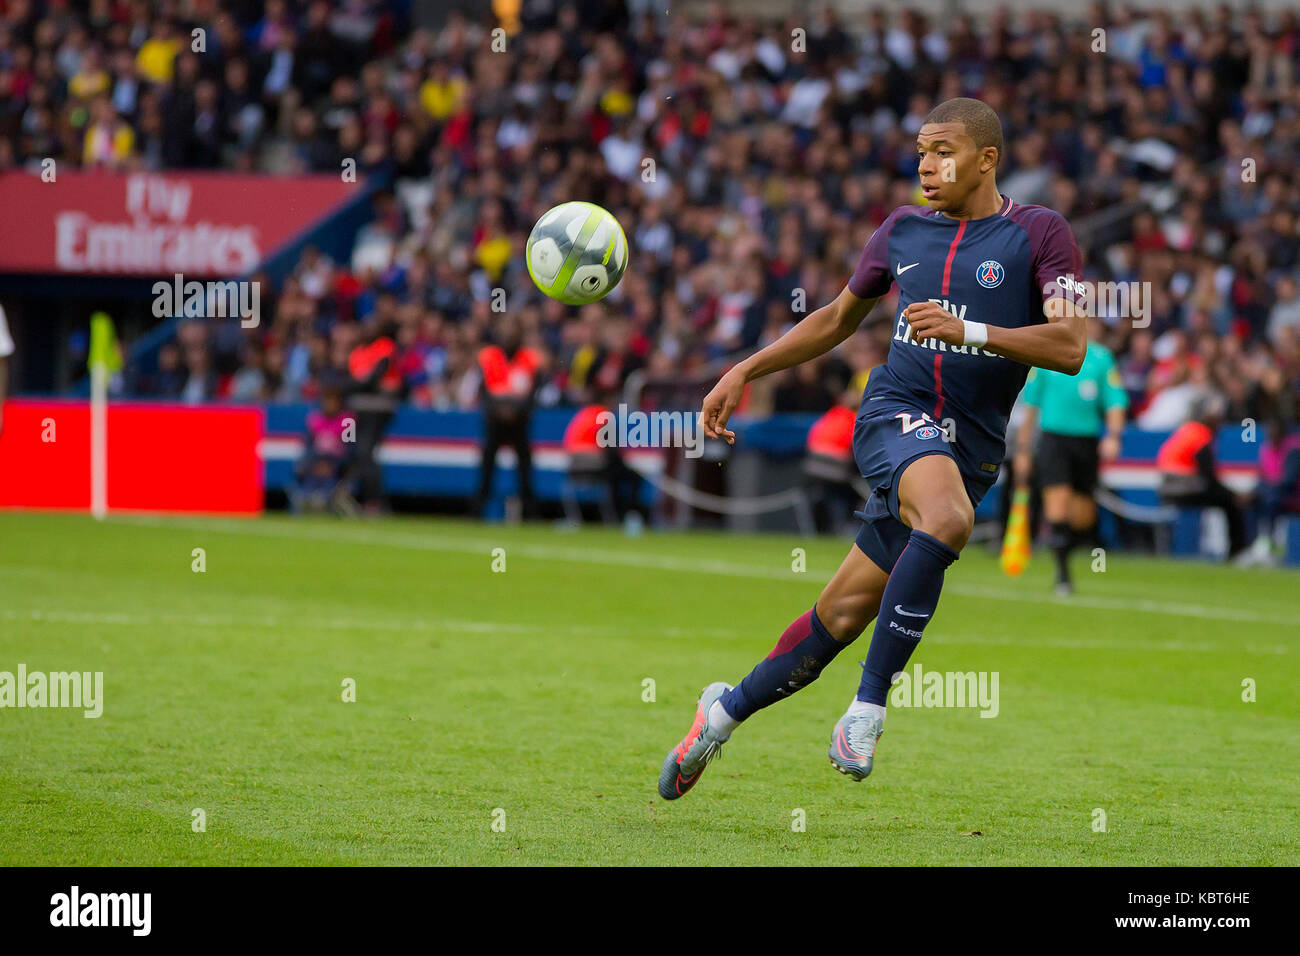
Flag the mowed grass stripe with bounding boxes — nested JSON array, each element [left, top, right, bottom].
[[0, 512, 1296, 865]]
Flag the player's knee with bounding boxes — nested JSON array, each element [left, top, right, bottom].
[[816, 593, 875, 643], [916, 497, 973, 551]]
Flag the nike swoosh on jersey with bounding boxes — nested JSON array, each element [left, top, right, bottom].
[[896, 262, 919, 274]]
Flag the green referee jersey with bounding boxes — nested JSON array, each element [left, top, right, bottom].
[[1020, 342, 1129, 438]]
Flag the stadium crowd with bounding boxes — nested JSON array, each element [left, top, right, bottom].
[[2, 0, 1299, 433]]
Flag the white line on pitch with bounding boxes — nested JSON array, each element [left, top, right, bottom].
[[2, 605, 1288, 656], [0, 607, 735, 640], [105, 515, 1300, 631]]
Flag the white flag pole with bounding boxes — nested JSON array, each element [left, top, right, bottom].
[[90, 363, 107, 520]]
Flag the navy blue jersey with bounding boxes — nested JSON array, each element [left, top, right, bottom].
[[849, 195, 1084, 469]]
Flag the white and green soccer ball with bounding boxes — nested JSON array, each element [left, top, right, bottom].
[[525, 201, 628, 305]]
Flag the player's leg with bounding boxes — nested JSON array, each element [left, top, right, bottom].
[[1038, 431, 1090, 592], [1072, 435, 1100, 528], [723, 542, 889, 724], [831, 453, 971, 780], [1042, 482, 1075, 592], [1206, 479, 1249, 559], [474, 418, 502, 517], [1060, 436, 1101, 590], [509, 416, 538, 518], [657, 543, 889, 801], [1068, 489, 1098, 548]]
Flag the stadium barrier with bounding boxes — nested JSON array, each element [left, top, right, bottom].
[[3, 398, 1294, 563], [260, 402, 1291, 559], [0, 398, 262, 514]]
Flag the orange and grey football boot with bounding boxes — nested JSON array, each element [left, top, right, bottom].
[[657, 681, 733, 800]]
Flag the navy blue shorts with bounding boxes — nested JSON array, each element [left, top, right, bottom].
[[852, 401, 998, 573]]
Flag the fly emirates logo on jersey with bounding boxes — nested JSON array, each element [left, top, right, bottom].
[[892, 298, 1000, 357]]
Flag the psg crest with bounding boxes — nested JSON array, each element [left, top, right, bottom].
[[976, 259, 1005, 288]]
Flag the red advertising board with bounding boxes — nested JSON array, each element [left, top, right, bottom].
[[0, 399, 263, 514], [0, 170, 357, 277]]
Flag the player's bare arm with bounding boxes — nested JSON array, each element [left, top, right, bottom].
[[904, 295, 1086, 375], [700, 286, 878, 443]]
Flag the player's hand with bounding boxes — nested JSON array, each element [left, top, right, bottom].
[[700, 367, 745, 444], [1099, 433, 1121, 462], [904, 301, 964, 346]]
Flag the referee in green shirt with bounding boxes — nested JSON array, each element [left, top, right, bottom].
[[1014, 319, 1129, 594]]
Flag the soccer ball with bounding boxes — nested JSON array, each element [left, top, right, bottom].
[[525, 201, 628, 305]]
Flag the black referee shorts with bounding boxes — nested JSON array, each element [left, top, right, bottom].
[[1036, 430, 1100, 494]]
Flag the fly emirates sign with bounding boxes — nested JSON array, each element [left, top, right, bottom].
[[0, 170, 357, 278], [56, 174, 257, 274]]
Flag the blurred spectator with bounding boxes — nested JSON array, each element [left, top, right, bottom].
[[1250, 407, 1300, 562], [177, 320, 217, 402], [475, 315, 540, 518], [346, 314, 403, 511], [803, 386, 861, 534], [1268, 276, 1300, 346], [82, 94, 134, 167], [4, 2, 1294, 438], [1157, 392, 1249, 559], [228, 340, 269, 401], [290, 385, 357, 514], [135, 20, 181, 85], [775, 361, 837, 413], [561, 387, 647, 526]]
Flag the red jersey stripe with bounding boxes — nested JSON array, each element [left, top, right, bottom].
[[941, 219, 966, 295], [933, 353, 945, 419], [935, 220, 968, 417]]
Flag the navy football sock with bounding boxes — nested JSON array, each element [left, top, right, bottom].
[[856, 529, 959, 705], [720, 606, 849, 722]]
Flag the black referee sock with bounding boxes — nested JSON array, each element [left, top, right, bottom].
[[1071, 522, 1098, 553], [1048, 521, 1072, 586]]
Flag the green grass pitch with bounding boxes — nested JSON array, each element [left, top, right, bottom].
[[1, 511, 1297, 866]]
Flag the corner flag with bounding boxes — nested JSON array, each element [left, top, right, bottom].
[[89, 311, 122, 374], [1000, 488, 1032, 577], [88, 311, 120, 519]]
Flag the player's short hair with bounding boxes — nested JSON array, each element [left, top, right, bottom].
[[924, 98, 1003, 166]]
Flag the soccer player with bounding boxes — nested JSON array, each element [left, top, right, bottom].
[[658, 98, 1088, 799], [1014, 315, 1128, 594]]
